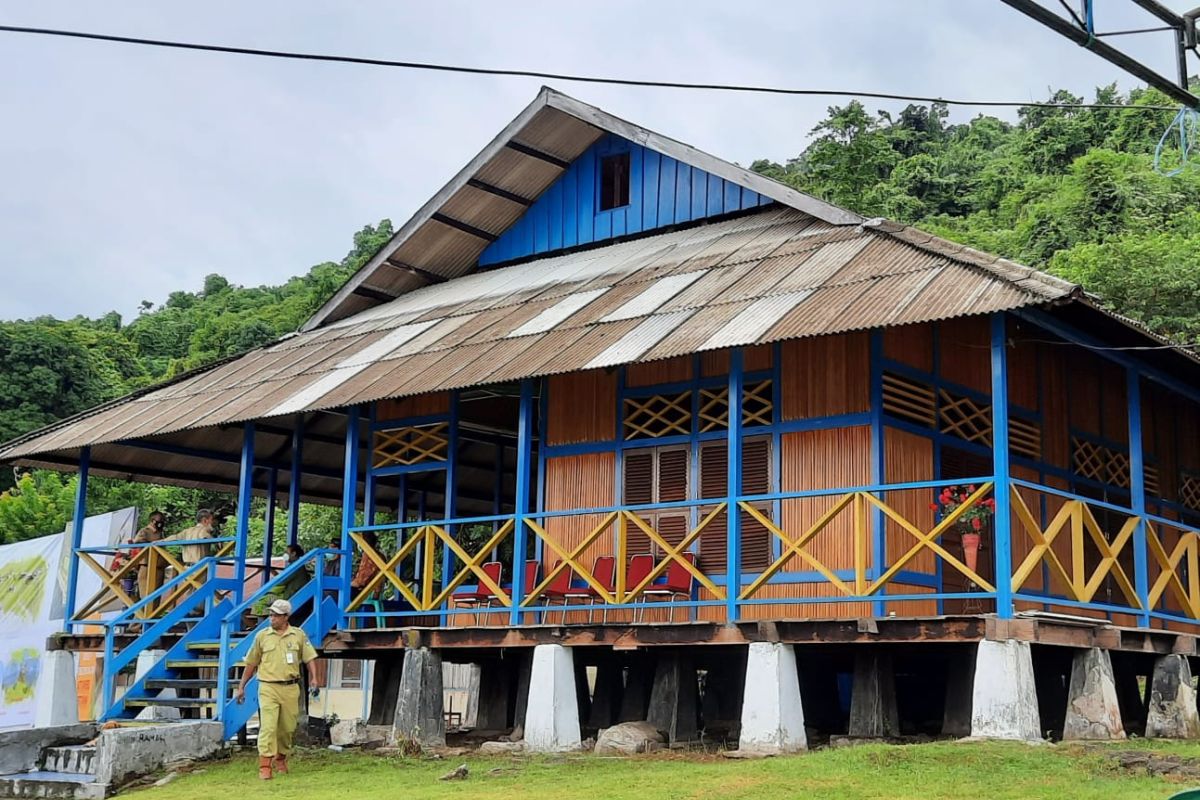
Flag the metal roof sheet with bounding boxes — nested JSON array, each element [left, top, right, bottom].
[[0, 205, 1089, 461]]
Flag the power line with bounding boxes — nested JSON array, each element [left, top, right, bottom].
[[0, 24, 1183, 112]]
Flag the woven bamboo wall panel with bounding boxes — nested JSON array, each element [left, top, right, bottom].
[[1102, 360, 1129, 444], [1040, 346, 1070, 469], [625, 356, 692, 387], [938, 317, 990, 394], [1179, 398, 1200, 472], [1010, 464, 1042, 593], [883, 323, 934, 372], [542, 452, 617, 566], [376, 392, 450, 419], [1007, 334, 1039, 411], [700, 344, 773, 377], [545, 369, 617, 445], [780, 333, 870, 420], [883, 584, 937, 616], [1069, 352, 1102, 437], [883, 427, 935, 572]]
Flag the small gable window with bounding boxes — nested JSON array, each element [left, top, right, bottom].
[[599, 152, 631, 211]]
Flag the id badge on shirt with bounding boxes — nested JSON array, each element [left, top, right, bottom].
[[286, 652, 296, 665]]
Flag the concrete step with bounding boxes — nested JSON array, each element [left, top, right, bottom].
[[0, 771, 95, 799], [145, 678, 217, 690], [39, 746, 95, 776], [124, 697, 216, 709]]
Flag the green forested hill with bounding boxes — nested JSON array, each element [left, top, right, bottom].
[[3, 85, 1200, 542]]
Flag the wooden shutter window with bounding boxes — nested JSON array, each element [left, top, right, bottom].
[[698, 441, 729, 572], [623, 450, 654, 555], [658, 449, 689, 502], [740, 438, 772, 572]]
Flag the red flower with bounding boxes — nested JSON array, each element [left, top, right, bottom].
[[972, 517, 982, 531], [929, 502, 939, 510], [967, 484, 977, 493]]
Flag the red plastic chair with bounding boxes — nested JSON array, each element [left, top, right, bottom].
[[637, 552, 696, 622], [451, 561, 503, 626]]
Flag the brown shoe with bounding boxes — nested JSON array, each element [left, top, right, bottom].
[[272, 754, 289, 775], [258, 756, 274, 780]]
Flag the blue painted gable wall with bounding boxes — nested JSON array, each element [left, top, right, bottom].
[[478, 134, 773, 266]]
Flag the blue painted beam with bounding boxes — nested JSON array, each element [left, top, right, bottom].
[[510, 379, 535, 625], [340, 407, 361, 611], [991, 314, 1014, 619], [233, 424, 255, 604], [1127, 368, 1151, 626], [287, 419, 304, 547], [63, 446, 90, 632], [262, 467, 278, 583], [726, 349, 744, 623], [869, 330, 887, 617]]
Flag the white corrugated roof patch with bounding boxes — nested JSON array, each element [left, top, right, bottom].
[[585, 310, 696, 369], [507, 288, 610, 337], [700, 290, 814, 350], [599, 271, 706, 323]]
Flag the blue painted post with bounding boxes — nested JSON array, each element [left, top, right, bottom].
[[990, 314, 1014, 619], [726, 350, 744, 623], [263, 468, 277, 586], [340, 407, 361, 614], [287, 418, 304, 547], [234, 424, 255, 604], [440, 394, 459, 624], [63, 446, 90, 631], [510, 379, 535, 625], [869, 330, 887, 618], [1127, 368, 1151, 627]]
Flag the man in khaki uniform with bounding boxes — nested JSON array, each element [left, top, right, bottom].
[[131, 511, 166, 597], [172, 508, 215, 566], [236, 598, 320, 780]]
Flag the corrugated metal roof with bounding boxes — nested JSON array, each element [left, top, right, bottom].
[[0, 205, 1088, 461]]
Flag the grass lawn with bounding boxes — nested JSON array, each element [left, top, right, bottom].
[[137, 740, 1200, 800]]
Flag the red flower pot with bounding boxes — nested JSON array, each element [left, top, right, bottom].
[[961, 532, 982, 574]]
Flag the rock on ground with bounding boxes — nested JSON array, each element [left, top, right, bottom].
[[594, 721, 665, 755], [478, 741, 526, 755], [330, 718, 369, 747]]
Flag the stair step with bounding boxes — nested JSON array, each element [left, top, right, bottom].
[[164, 659, 219, 669], [40, 745, 95, 776], [0, 771, 95, 799], [124, 697, 216, 708], [186, 641, 223, 651], [145, 678, 218, 690]]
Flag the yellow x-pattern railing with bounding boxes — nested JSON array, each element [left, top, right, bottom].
[[75, 541, 235, 619], [1146, 520, 1200, 619], [1010, 486, 1140, 608], [521, 507, 727, 607], [738, 483, 997, 601], [347, 521, 514, 613]]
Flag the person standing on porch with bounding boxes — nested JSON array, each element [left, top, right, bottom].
[[236, 598, 320, 780], [173, 508, 215, 566], [131, 510, 166, 597]]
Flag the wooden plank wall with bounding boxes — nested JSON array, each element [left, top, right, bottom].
[[376, 392, 450, 419]]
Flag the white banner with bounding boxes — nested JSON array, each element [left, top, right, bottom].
[[0, 508, 137, 730]]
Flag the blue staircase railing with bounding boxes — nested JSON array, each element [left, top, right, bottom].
[[99, 556, 234, 714], [216, 549, 344, 739]]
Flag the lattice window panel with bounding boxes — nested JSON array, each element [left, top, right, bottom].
[[882, 372, 936, 427], [698, 388, 728, 433], [1107, 450, 1131, 489], [624, 392, 692, 440], [1145, 464, 1161, 497], [1009, 417, 1042, 461], [1181, 472, 1200, 511], [693, 380, 773, 433], [373, 422, 449, 467], [742, 379, 774, 427], [1072, 437, 1107, 482], [938, 389, 993, 446]]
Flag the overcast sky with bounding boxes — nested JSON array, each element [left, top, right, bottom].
[[0, 1, 1187, 321]]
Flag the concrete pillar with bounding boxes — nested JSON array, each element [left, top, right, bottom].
[[970, 639, 1042, 741], [512, 651, 533, 739], [942, 647, 976, 738], [647, 653, 698, 744], [524, 644, 581, 752], [1146, 654, 1200, 739], [588, 663, 624, 730], [738, 642, 806, 754], [33, 650, 78, 728], [849, 652, 899, 738], [619, 658, 653, 722], [367, 655, 403, 726], [1063, 648, 1125, 740], [393, 648, 445, 747], [131, 649, 180, 722], [475, 661, 511, 732]]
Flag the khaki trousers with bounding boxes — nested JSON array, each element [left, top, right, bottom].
[[256, 681, 301, 756]]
